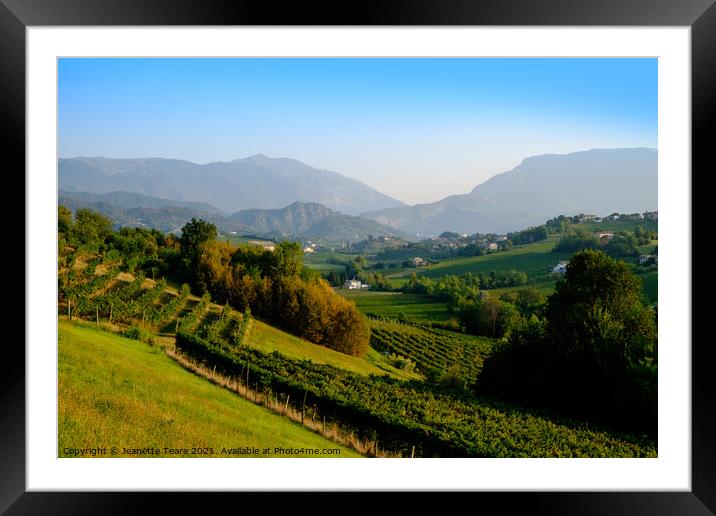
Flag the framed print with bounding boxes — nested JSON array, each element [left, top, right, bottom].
[[6, 0, 715, 513]]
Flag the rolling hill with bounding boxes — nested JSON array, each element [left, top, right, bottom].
[[229, 201, 412, 242], [59, 154, 405, 215], [361, 148, 657, 236], [60, 192, 411, 242]]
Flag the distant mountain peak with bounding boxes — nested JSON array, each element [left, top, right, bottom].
[[363, 147, 657, 236], [58, 155, 405, 215]]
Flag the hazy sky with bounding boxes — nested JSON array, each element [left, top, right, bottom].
[[58, 58, 657, 205]]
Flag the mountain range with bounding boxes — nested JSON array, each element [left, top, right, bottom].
[[59, 155, 405, 215], [360, 148, 657, 235], [59, 148, 657, 239], [58, 190, 411, 243]]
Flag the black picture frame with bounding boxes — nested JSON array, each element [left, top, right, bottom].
[[6, 0, 714, 513]]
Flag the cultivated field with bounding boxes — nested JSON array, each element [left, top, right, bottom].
[[338, 290, 452, 323]]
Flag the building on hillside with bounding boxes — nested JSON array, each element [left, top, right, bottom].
[[487, 242, 498, 251], [552, 261, 569, 274], [596, 231, 615, 240], [412, 257, 426, 267], [581, 214, 598, 221], [496, 235, 508, 241], [344, 279, 363, 290], [303, 246, 315, 253]]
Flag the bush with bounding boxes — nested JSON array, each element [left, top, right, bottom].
[[123, 325, 156, 345]]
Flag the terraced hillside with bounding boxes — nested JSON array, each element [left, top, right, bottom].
[[58, 261, 416, 381]]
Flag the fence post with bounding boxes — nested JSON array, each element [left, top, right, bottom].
[[301, 389, 307, 424]]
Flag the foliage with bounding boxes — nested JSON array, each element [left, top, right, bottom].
[[123, 324, 156, 344], [478, 250, 657, 435], [196, 238, 371, 357], [180, 218, 218, 292], [553, 229, 600, 253], [508, 226, 548, 245], [174, 330, 655, 458]]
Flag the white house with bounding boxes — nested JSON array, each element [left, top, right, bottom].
[[412, 257, 426, 267], [303, 246, 315, 253], [552, 261, 569, 274], [596, 231, 614, 240], [344, 279, 363, 290], [487, 243, 498, 251]]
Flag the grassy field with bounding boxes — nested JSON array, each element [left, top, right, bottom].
[[579, 219, 658, 233], [484, 280, 558, 300], [338, 290, 452, 323], [379, 234, 657, 305], [58, 321, 361, 457], [218, 235, 276, 248], [387, 237, 570, 280], [302, 251, 347, 272], [246, 318, 421, 380]]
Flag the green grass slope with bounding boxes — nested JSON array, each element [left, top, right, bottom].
[[246, 319, 421, 380], [338, 290, 452, 323], [410, 238, 569, 280], [58, 321, 360, 457]]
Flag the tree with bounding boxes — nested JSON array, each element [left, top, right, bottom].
[[271, 241, 303, 277], [180, 218, 217, 292], [180, 218, 217, 257], [73, 208, 113, 250], [604, 233, 639, 257], [546, 249, 656, 369], [478, 250, 657, 435], [58, 205, 73, 237]]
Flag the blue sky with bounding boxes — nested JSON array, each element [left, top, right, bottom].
[[58, 58, 657, 205]]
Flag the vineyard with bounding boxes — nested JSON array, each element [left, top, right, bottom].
[[58, 257, 221, 338], [57, 253, 657, 458], [57, 255, 409, 380], [175, 331, 656, 458], [369, 318, 493, 385]]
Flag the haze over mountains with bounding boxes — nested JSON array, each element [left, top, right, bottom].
[[59, 148, 657, 240], [361, 148, 657, 235], [58, 190, 411, 243], [59, 155, 405, 215]]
